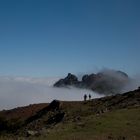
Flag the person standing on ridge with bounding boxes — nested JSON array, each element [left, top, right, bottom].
[[84, 94, 87, 101], [89, 94, 91, 100]]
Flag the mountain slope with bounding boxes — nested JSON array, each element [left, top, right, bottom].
[[0, 88, 140, 140]]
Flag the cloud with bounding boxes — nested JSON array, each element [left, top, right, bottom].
[[0, 76, 102, 110], [1, 69, 139, 110], [122, 75, 140, 92]]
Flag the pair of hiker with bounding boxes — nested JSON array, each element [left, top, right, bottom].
[[84, 94, 91, 101]]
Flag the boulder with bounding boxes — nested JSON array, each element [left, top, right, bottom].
[[26, 130, 40, 137], [47, 100, 60, 111]]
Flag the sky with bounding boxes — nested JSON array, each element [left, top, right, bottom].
[[0, 0, 140, 77]]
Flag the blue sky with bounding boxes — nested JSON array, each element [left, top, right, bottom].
[[0, 0, 140, 77]]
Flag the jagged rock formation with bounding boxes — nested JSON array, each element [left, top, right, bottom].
[[54, 70, 129, 94], [54, 73, 79, 87]]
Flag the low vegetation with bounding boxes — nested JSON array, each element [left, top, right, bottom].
[[0, 89, 140, 140]]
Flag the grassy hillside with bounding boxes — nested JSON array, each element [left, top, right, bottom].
[[36, 108, 140, 140], [0, 89, 140, 140]]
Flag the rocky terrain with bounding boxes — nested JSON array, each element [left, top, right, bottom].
[[54, 70, 129, 95], [0, 87, 140, 140]]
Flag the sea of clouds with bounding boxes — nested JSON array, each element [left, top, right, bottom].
[[0, 69, 140, 110], [0, 76, 102, 110]]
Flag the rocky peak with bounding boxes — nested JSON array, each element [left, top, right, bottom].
[[54, 73, 78, 87], [54, 70, 129, 95], [65, 73, 78, 82]]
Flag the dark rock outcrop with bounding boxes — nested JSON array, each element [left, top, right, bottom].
[[46, 112, 65, 125], [25, 100, 61, 125], [54, 73, 78, 87], [54, 70, 129, 95]]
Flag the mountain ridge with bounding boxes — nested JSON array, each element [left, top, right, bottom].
[[54, 70, 129, 95]]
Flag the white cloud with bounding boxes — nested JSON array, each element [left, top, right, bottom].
[[0, 76, 103, 110]]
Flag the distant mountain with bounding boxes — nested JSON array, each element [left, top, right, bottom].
[[54, 70, 130, 95]]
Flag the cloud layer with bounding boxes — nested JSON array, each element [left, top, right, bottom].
[[0, 76, 102, 110]]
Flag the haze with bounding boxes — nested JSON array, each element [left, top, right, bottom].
[[0, 76, 101, 110], [0, 0, 140, 109]]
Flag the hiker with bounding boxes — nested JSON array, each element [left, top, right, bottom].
[[89, 94, 91, 100], [84, 94, 87, 101]]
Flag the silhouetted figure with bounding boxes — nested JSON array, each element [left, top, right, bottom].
[[89, 94, 91, 100], [84, 94, 87, 101]]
